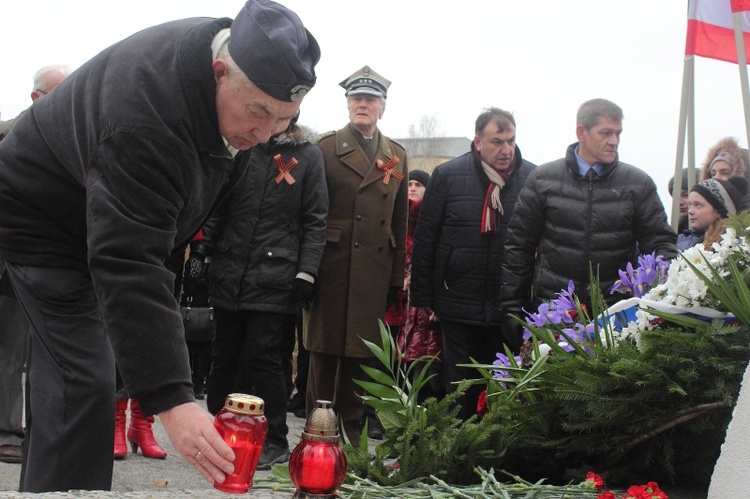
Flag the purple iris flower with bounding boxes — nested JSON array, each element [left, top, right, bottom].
[[524, 302, 567, 328], [611, 262, 636, 295], [575, 322, 596, 341], [558, 340, 574, 353], [492, 352, 521, 380], [561, 327, 585, 345], [551, 280, 577, 315], [610, 252, 669, 297]]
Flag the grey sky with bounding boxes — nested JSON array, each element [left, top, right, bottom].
[[1, 1, 746, 215]]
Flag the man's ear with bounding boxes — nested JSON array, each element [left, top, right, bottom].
[[575, 124, 586, 143], [212, 59, 229, 83]]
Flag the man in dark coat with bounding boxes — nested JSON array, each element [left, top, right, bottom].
[[500, 98, 677, 328], [303, 66, 409, 446], [0, 64, 70, 465], [0, 0, 319, 492], [191, 116, 328, 469], [410, 107, 535, 420]]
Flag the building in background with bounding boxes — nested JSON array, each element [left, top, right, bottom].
[[396, 137, 471, 175]]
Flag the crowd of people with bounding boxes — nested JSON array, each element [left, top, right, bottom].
[[1, 0, 749, 494]]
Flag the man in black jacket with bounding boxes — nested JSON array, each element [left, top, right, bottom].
[[410, 108, 535, 420], [0, 0, 319, 492], [500, 98, 677, 329], [190, 116, 328, 470]]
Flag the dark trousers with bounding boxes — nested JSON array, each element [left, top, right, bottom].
[[440, 320, 505, 421], [6, 263, 115, 492], [0, 286, 28, 448], [188, 340, 213, 396], [306, 352, 369, 447], [207, 308, 290, 449]]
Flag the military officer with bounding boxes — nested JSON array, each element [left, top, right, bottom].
[[303, 66, 409, 446]]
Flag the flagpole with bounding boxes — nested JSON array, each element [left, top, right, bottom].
[[671, 56, 694, 232], [687, 55, 696, 194], [734, 12, 750, 152]]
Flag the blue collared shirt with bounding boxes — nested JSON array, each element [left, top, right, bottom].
[[574, 146, 603, 176]]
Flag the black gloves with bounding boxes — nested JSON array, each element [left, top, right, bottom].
[[386, 285, 401, 311], [185, 252, 204, 279], [292, 278, 315, 309], [182, 251, 206, 296]]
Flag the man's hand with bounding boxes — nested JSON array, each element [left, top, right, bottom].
[[292, 278, 315, 309], [159, 402, 235, 485]]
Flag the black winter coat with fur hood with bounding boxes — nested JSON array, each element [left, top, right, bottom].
[[197, 124, 328, 314]]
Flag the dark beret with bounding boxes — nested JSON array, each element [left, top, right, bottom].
[[229, 0, 320, 102]]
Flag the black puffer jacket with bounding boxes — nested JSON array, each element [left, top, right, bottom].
[[197, 124, 328, 314], [500, 142, 677, 311], [410, 146, 535, 326]]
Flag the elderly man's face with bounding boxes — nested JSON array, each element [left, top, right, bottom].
[[474, 121, 516, 173], [347, 94, 384, 136], [213, 59, 300, 150]]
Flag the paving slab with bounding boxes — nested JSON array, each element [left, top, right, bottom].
[[0, 399, 708, 498]]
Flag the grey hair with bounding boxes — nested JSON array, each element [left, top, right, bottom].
[[33, 64, 71, 93], [475, 107, 515, 137], [577, 98, 623, 130], [346, 94, 386, 111], [215, 41, 253, 86]]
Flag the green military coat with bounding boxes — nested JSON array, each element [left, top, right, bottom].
[[304, 124, 408, 357]]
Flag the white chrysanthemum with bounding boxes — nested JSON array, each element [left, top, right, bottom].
[[642, 245, 712, 309], [611, 320, 642, 349]]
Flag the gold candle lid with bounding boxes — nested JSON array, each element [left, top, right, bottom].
[[224, 393, 264, 415], [302, 399, 340, 443]]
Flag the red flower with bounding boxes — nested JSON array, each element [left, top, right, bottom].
[[643, 481, 669, 499], [623, 482, 670, 499], [585, 471, 605, 491], [597, 492, 617, 499], [625, 485, 652, 499], [476, 390, 488, 419]]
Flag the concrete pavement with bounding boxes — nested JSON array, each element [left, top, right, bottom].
[[0, 399, 708, 498], [0, 398, 306, 498]]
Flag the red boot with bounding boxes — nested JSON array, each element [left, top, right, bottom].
[[127, 399, 167, 459], [114, 398, 128, 459]]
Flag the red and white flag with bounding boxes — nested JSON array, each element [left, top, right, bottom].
[[686, 0, 750, 63]]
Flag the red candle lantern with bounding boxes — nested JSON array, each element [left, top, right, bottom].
[[288, 400, 348, 498], [213, 393, 268, 494]]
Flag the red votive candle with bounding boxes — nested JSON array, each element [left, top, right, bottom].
[[289, 400, 347, 498], [213, 393, 268, 494]]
